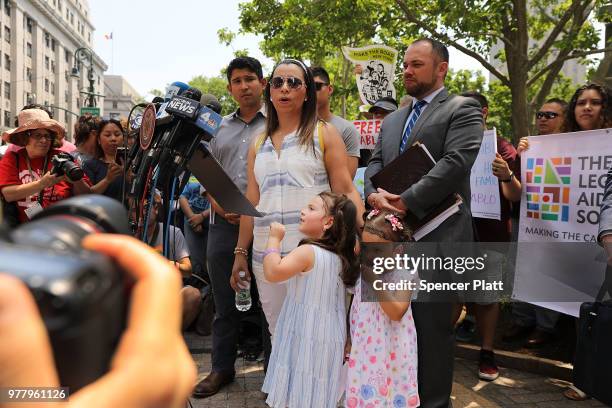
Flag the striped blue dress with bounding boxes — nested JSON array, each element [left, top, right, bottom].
[[262, 245, 346, 408], [252, 126, 330, 334]]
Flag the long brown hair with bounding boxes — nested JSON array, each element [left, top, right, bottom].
[[263, 58, 318, 151], [299, 191, 359, 286], [564, 83, 612, 132]]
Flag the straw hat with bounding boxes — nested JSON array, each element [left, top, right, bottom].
[[2, 109, 65, 147]]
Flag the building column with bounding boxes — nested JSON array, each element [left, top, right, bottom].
[[9, 2, 24, 114]]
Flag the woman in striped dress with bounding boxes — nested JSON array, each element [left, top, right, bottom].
[[230, 58, 364, 339]]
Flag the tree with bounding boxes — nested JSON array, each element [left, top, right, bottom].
[[188, 75, 237, 115], [238, 0, 405, 117], [237, 0, 608, 143], [393, 0, 610, 142]]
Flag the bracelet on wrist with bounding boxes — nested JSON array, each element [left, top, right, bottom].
[[501, 171, 514, 183], [233, 247, 248, 256], [262, 248, 280, 259]]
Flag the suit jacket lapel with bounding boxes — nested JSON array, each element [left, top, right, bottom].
[[406, 88, 449, 146]]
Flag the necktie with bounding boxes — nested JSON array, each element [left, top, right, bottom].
[[399, 99, 427, 153]]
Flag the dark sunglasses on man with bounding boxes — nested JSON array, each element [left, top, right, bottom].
[[270, 76, 304, 90], [536, 111, 560, 120], [314, 82, 328, 91]]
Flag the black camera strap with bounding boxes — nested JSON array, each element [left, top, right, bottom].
[[26, 153, 53, 205]]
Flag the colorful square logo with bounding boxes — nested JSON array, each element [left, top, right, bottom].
[[525, 157, 571, 222]]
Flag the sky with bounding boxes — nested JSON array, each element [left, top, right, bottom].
[[89, 0, 604, 101]]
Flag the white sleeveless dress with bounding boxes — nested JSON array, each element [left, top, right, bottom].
[[252, 127, 330, 335], [262, 245, 346, 408]]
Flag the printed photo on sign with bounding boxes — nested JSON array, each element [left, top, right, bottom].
[[342, 44, 398, 106]]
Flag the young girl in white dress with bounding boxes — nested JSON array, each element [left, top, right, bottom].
[[261, 191, 359, 408]]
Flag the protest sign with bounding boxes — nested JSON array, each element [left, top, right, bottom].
[[342, 44, 398, 105], [353, 119, 382, 150], [514, 129, 612, 316], [470, 129, 501, 220]]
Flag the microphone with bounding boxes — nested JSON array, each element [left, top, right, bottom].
[[164, 81, 189, 101], [200, 94, 222, 114]]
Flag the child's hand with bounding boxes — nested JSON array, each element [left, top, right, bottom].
[[269, 222, 286, 240], [344, 338, 352, 362]]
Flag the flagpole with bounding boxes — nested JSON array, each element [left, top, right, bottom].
[[111, 31, 114, 75]]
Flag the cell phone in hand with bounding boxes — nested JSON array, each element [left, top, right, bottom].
[[115, 147, 128, 165]]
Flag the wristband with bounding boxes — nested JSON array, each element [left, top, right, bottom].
[[262, 248, 280, 259], [233, 247, 248, 256], [501, 171, 514, 183]]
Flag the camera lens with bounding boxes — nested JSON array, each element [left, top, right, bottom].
[[63, 161, 84, 182], [11, 195, 131, 250]]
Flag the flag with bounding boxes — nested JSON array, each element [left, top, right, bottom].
[[104, 32, 113, 40]]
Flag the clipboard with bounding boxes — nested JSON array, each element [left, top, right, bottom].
[[187, 143, 264, 217]]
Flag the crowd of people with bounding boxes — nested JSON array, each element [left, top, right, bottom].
[[0, 36, 611, 408]]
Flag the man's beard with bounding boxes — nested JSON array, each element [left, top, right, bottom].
[[405, 74, 437, 99]]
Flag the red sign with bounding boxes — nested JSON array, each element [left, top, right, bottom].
[[139, 104, 156, 150], [353, 119, 382, 150]]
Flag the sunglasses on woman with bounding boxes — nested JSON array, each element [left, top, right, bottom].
[[270, 76, 304, 90], [535, 111, 559, 120]]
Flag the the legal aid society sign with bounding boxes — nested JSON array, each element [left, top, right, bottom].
[[515, 129, 612, 316]]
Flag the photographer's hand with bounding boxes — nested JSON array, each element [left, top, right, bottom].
[[0, 234, 197, 408], [0, 275, 60, 394], [72, 234, 197, 407]]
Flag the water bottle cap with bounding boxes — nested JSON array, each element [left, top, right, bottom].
[[239, 271, 246, 278]]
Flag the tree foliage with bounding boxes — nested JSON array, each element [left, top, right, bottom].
[[188, 75, 237, 115], [236, 0, 608, 143]]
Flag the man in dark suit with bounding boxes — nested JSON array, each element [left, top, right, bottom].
[[365, 38, 484, 408]]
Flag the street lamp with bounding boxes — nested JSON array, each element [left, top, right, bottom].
[[70, 47, 96, 107]]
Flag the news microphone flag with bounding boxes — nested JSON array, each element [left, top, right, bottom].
[[104, 32, 113, 40]]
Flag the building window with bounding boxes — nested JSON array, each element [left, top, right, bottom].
[[58, 0, 62, 12], [65, 90, 69, 103], [70, 12, 74, 24], [4, 26, 9, 44], [112, 101, 118, 109], [26, 17, 33, 33], [4, 111, 10, 127], [88, 32, 91, 43], [26, 42, 32, 58], [65, 8, 69, 20], [26, 67, 32, 82], [51, 82, 55, 95], [4, 1, 10, 17], [45, 56, 50, 70], [4, 54, 10, 71], [4, 81, 10, 99], [45, 79, 49, 92], [65, 49, 71, 64], [51, 60, 55, 73], [51, 39, 56, 52], [45, 33, 50, 48]]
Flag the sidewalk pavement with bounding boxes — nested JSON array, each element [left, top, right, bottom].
[[184, 333, 608, 408]]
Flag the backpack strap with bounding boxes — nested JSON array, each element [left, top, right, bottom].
[[254, 132, 267, 154], [317, 120, 325, 155]]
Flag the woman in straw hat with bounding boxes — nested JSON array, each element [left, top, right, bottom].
[[0, 108, 91, 224]]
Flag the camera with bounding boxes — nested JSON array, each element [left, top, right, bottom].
[[0, 195, 131, 391], [51, 152, 84, 182]]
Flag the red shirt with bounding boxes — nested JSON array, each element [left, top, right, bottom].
[[0, 149, 89, 223]]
